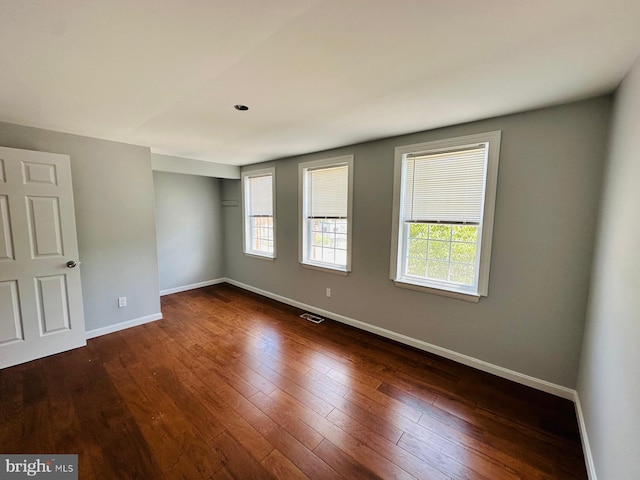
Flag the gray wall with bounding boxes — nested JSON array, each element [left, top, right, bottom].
[[153, 171, 224, 291], [152, 153, 240, 179], [0, 122, 161, 331], [577, 57, 640, 479], [223, 97, 611, 388]]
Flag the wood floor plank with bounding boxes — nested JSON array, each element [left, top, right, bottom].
[[210, 467, 235, 480], [377, 381, 438, 412], [163, 373, 274, 466], [314, 439, 385, 480], [239, 352, 335, 418], [405, 426, 524, 480], [69, 360, 164, 479], [248, 391, 325, 452], [102, 359, 218, 478], [417, 397, 584, 479], [432, 395, 586, 477], [212, 431, 275, 480], [0, 366, 24, 449], [269, 389, 418, 480], [344, 387, 423, 423], [188, 365, 337, 479], [392, 398, 558, 480], [324, 365, 382, 390], [331, 403, 405, 445], [305, 368, 352, 398], [0, 283, 588, 480], [326, 407, 451, 480], [260, 449, 310, 480]]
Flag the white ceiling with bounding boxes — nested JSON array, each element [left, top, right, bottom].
[[1, 1, 639, 166]]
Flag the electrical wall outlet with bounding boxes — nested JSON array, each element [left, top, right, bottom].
[[326, 288, 331, 298], [118, 296, 127, 308]]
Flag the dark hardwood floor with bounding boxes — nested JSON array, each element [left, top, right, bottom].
[[0, 284, 587, 479]]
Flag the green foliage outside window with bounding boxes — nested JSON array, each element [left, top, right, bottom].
[[409, 223, 429, 238], [429, 224, 451, 240], [405, 222, 478, 285]]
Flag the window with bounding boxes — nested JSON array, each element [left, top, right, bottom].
[[390, 131, 501, 301], [242, 168, 275, 259], [299, 155, 353, 274]]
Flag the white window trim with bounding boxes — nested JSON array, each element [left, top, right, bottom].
[[390, 131, 501, 301], [241, 167, 276, 260], [298, 155, 354, 275]]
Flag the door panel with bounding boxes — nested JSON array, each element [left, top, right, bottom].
[[0, 146, 85, 369], [23, 161, 58, 185], [0, 280, 23, 344], [26, 196, 63, 257], [0, 195, 14, 260], [35, 275, 70, 334]]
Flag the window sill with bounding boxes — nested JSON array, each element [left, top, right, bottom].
[[300, 262, 349, 276], [393, 280, 480, 303], [244, 252, 275, 262]]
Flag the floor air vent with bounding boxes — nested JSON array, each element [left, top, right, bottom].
[[300, 313, 325, 324]]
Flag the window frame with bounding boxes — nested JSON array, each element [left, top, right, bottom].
[[298, 155, 354, 275], [390, 131, 501, 302], [241, 167, 276, 260]]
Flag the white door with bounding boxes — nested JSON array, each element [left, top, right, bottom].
[[0, 146, 86, 369]]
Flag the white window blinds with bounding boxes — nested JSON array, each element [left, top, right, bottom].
[[402, 145, 487, 224], [247, 174, 273, 217], [307, 164, 348, 218]]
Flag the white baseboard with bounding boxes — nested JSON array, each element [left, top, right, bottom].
[[223, 278, 575, 400], [85, 313, 163, 339], [574, 392, 598, 479], [160, 278, 225, 296]]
